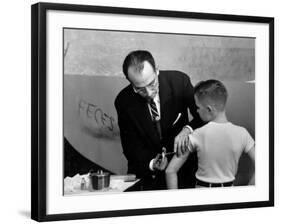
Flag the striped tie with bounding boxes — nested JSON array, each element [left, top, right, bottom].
[[149, 99, 159, 121]]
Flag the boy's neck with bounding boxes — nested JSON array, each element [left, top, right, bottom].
[[211, 111, 228, 123]]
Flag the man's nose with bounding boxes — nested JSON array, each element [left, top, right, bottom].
[[145, 87, 154, 96]]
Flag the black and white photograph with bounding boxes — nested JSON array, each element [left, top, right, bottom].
[[63, 29, 256, 194], [30, 2, 274, 222]]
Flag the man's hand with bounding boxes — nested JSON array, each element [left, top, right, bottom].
[[174, 127, 191, 157], [153, 154, 168, 171]]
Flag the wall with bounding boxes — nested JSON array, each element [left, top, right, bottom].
[[64, 28, 255, 178]]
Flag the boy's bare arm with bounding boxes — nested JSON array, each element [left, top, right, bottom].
[[165, 152, 189, 189]]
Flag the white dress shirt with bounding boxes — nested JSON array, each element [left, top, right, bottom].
[[147, 94, 161, 120]]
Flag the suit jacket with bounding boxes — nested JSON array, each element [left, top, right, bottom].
[[115, 71, 203, 190]]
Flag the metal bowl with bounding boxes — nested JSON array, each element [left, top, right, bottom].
[[89, 170, 110, 190]]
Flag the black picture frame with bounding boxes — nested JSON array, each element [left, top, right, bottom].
[[31, 2, 274, 222]]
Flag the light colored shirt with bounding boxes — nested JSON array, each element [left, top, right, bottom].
[[189, 121, 254, 183], [147, 94, 161, 119]]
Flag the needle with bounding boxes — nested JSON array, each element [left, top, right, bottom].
[[161, 147, 176, 159], [164, 152, 176, 156]]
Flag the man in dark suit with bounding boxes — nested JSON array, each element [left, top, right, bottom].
[[115, 50, 203, 190]]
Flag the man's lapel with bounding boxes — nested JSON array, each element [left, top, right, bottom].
[[159, 73, 173, 134], [128, 91, 161, 149]]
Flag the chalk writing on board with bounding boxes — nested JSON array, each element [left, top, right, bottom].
[[78, 99, 120, 140]]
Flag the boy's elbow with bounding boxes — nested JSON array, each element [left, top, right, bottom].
[[165, 166, 176, 175]]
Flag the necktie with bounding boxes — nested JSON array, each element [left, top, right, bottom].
[[149, 99, 159, 121], [149, 99, 162, 139]]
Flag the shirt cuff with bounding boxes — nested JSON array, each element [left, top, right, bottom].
[[149, 159, 155, 171], [183, 125, 193, 133]]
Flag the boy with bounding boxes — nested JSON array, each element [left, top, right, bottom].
[[166, 79, 255, 188]]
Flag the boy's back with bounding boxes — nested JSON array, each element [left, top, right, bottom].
[[165, 79, 255, 189], [189, 121, 254, 183]]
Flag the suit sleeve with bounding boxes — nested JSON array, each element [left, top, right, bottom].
[[183, 75, 204, 130], [115, 99, 156, 178]]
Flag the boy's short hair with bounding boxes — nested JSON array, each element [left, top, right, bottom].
[[122, 50, 156, 78], [194, 79, 228, 111]]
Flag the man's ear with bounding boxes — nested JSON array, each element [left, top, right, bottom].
[[206, 105, 212, 112], [156, 66, 160, 76]]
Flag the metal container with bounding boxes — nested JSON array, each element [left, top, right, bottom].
[[89, 170, 110, 190]]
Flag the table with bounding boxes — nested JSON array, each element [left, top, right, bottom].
[[64, 174, 140, 195]]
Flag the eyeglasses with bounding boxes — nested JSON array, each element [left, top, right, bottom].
[[132, 76, 158, 95]]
